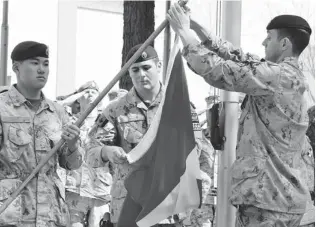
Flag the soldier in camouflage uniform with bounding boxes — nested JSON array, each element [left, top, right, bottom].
[[182, 104, 216, 227], [168, 5, 313, 226], [57, 81, 112, 227], [85, 44, 215, 227], [0, 41, 83, 227]]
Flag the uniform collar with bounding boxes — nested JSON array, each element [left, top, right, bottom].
[[8, 84, 55, 112], [278, 56, 299, 67], [126, 84, 165, 110]]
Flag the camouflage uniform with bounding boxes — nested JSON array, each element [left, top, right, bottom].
[[0, 85, 83, 227], [64, 112, 112, 226], [182, 108, 215, 227], [182, 34, 311, 225], [86, 85, 214, 226]]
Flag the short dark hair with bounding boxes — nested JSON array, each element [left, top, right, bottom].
[[277, 28, 310, 55]]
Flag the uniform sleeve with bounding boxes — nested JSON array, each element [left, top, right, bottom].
[[85, 106, 117, 168], [201, 33, 261, 62], [57, 106, 84, 170], [183, 43, 281, 96]]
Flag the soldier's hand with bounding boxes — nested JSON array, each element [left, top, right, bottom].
[[167, 3, 191, 33], [101, 146, 127, 164], [61, 124, 81, 152]]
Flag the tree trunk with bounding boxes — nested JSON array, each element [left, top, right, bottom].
[[120, 1, 155, 91]]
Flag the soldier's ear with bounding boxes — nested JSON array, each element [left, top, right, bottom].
[[156, 61, 162, 73], [12, 61, 20, 73]]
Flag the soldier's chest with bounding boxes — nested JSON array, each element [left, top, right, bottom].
[[115, 107, 157, 149], [1, 106, 62, 167]]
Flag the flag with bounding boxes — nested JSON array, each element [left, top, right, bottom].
[[117, 40, 202, 227]]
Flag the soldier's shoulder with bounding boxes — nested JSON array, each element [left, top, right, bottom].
[[0, 86, 9, 94], [102, 93, 129, 117], [0, 86, 9, 98], [46, 98, 68, 118], [0, 86, 10, 104]]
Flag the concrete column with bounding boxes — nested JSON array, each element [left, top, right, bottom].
[[56, 0, 78, 95]]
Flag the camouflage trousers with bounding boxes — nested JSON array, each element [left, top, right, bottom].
[[65, 191, 109, 227], [235, 205, 304, 227]]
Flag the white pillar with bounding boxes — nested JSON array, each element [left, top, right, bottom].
[[56, 0, 77, 96], [216, 1, 242, 227]]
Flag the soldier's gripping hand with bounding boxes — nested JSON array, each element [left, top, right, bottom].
[[101, 145, 127, 164], [61, 124, 81, 152]]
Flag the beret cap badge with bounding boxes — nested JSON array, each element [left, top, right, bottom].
[[141, 52, 147, 59]]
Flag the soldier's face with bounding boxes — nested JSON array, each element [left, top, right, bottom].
[[79, 88, 99, 111], [128, 59, 161, 91], [15, 57, 49, 90], [262, 29, 283, 63], [82, 89, 99, 103]]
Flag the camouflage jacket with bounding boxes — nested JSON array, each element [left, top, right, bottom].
[[182, 34, 311, 213], [0, 85, 83, 227], [64, 112, 112, 202], [86, 86, 215, 224]]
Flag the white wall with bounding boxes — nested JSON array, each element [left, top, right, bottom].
[[75, 7, 123, 93], [1, 0, 58, 99]]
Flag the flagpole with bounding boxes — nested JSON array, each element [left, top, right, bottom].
[[163, 0, 171, 84], [0, 0, 9, 86], [216, 1, 242, 227]]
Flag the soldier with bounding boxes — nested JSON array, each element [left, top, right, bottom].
[[57, 81, 112, 227], [108, 89, 128, 102], [0, 41, 83, 227], [168, 4, 313, 226], [85, 44, 214, 227], [182, 104, 216, 227]]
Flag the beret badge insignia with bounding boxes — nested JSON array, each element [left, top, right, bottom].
[[141, 52, 147, 59]]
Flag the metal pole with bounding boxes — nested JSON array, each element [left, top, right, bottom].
[[162, 0, 171, 84], [216, 1, 242, 227], [0, 0, 9, 86]]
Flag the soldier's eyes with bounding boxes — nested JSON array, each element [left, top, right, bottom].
[[143, 66, 151, 70]]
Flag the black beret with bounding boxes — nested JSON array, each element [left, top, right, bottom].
[[125, 44, 158, 64], [267, 15, 312, 35], [11, 41, 49, 61]]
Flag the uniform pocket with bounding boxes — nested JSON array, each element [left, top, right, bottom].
[[0, 179, 22, 225], [6, 125, 32, 162]]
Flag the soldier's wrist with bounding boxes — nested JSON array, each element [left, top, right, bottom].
[[68, 141, 79, 153]]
